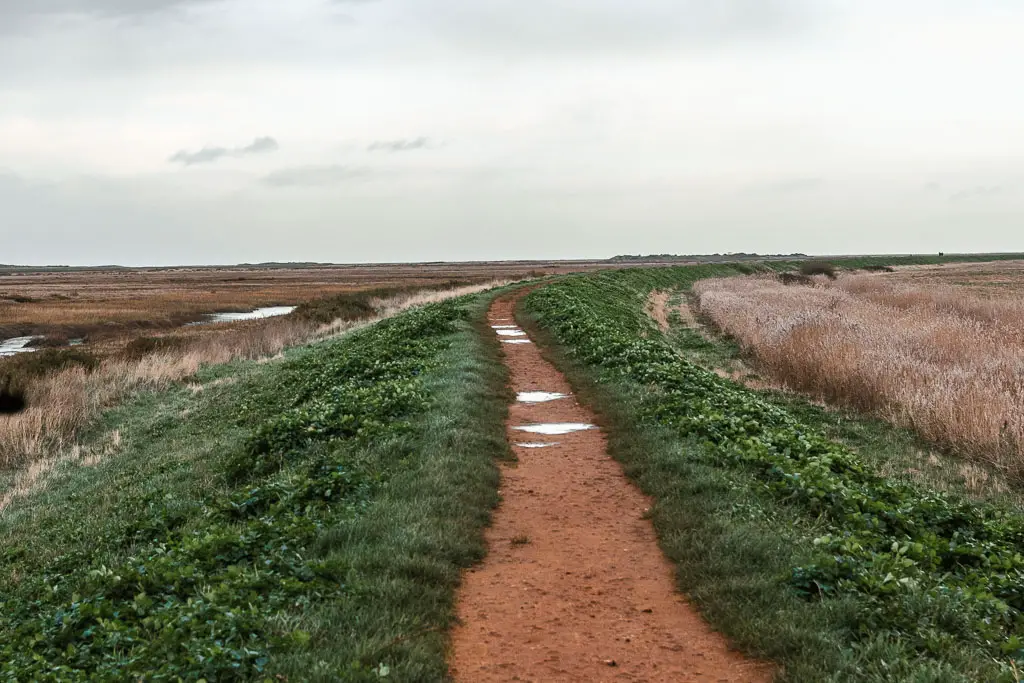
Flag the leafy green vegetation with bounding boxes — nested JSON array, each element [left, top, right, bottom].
[[666, 304, 1024, 510], [523, 266, 1024, 681], [120, 335, 193, 360], [292, 281, 483, 326], [0, 293, 508, 680], [799, 260, 838, 279]]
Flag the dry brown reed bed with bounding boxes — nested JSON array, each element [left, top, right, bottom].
[[0, 281, 511, 470], [694, 273, 1024, 474]]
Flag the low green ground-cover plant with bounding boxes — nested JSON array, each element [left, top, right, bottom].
[[0, 294, 507, 680], [798, 260, 838, 279], [524, 266, 1024, 680], [291, 281, 483, 326], [666, 299, 1024, 510]]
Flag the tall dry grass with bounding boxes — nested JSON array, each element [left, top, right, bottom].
[[694, 273, 1024, 474], [0, 280, 512, 469]]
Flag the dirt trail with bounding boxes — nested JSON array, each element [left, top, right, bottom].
[[451, 293, 772, 682]]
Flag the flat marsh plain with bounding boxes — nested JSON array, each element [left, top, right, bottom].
[[0, 260, 606, 341]]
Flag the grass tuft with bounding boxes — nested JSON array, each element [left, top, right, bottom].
[[799, 260, 838, 279]]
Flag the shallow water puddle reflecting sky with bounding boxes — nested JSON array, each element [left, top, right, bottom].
[[513, 423, 595, 435], [0, 336, 39, 357], [194, 306, 296, 324], [517, 392, 569, 403]]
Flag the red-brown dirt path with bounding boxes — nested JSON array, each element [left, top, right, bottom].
[[450, 292, 772, 682]]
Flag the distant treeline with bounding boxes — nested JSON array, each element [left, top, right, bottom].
[[611, 252, 1024, 266], [609, 253, 808, 262], [0, 265, 128, 274]]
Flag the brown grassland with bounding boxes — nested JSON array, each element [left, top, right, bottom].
[[693, 260, 1024, 475], [0, 261, 607, 341]]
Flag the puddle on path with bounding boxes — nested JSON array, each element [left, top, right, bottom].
[[496, 329, 527, 337], [502, 340, 532, 345], [491, 325, 518, 329], [515, 442, 560, 449], [513, 423, 595, 435], [517, 392, 569, 403], [0, 337, 40, 357], [192, 306, 296, 325]]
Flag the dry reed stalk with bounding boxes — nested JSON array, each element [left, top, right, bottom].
[[693, 274, 1024, 474], [645, 291, 672, 333], [0, 280, 513, 470]]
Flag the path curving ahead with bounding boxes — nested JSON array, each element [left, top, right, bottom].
[[450, 292, 771, 682]]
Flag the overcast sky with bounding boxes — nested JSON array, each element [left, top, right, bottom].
[[2, 0, 1023, 265]]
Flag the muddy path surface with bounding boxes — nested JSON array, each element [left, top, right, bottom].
[[450, 292, 772, 682]]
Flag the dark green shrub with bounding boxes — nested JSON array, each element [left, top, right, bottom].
[[293, 280, 484, 326], [28, 335, 71, 348], [121, 335, 192, 360], [0, 293, 37, 303], [0, 349, 99, 410], [292, 291, 378, 325], [799, 260, 837, 279], [0, 387, 25, 414], [779, 272, 814, 286], [0, 348, 98, 383]]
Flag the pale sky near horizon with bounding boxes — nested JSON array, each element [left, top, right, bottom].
[[1, 0, 1023, 266]]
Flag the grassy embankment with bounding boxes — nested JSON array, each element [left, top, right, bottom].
[[521, 265, 1024, 682], [663, 287, 1024, 511], [0, 290, 510, 680], [0, 282, 504, 468]]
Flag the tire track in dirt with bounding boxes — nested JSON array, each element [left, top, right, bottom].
[[450, 291, 772, 682]]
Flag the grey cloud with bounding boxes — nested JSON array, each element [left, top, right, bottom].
[[744, 177, 823, 195], [0, 0, 215, 21], [367, 137, 431, 152], [262, 165, 368, 188], [925, 181, 1008, 202], [170, 147, 230, 165], [170, 137, 279, 166], [242, 137, 280, 154], [3, 0, 371, 21], [414, 0, 817, 55], [949, 185, 1005, 202]]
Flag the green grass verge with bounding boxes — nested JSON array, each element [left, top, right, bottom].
[[521, 266, 1024, 682], [667, 305, 1024, 511], [0, 292, 510, 681]]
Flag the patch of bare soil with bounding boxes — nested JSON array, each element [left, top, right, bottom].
[[645, 291, 671, 333], [450, 293, 772, 682]]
